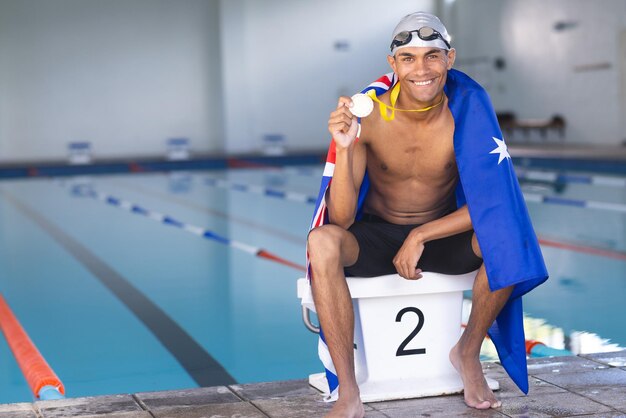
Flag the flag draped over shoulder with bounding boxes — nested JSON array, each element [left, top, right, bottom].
[[306, 69, 548, 398]]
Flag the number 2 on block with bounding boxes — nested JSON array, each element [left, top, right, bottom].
[[395, 307, 426, 356]]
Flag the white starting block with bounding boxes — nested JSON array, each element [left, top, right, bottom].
[[297, 271, 498, 403], [68, 142, 92, 165], [166, 138, 190, 161], [262, 134, 286, 156]]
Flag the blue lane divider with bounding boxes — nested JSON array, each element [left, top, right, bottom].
[[202, 177, 626, 214], [249, 165, 626, 188], [516, 168, 626, 188], [523, 192, 626, 213], [204, 177, 318, 204], [543, 196, 587, 208], [282, 167, 318, 177], [69, 184, 305, 271]]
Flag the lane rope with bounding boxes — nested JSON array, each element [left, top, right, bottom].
[[200, 178, 626, 259], [65, 178, 626, 263], [202, 176, 626, 214], [222, 165, 626, 188], [517, 168, 626, 188], [204, 177, 317, 205], [111, 180, 304, 245], [0, 294, 65, 400], [522, 192, 626, 213], [70, 185, 305, 272]]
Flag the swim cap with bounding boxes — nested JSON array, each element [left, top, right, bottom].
[[390, 12, 451, 55]]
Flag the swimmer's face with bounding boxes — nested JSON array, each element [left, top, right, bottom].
[[387, 46, 455, 106]]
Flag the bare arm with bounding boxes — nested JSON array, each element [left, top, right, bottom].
[[412, 205, 472, 243], [393, 205, 473, 280], [326, 97, 367, 229]]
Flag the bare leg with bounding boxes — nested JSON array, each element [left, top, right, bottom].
[[450, 234, 513, 409], [307, 225, 364, 418]]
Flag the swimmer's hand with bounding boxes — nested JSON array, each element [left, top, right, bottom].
[[328, 97, 359, 149], [393, 232, 425, 280]]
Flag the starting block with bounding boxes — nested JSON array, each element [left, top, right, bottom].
[[166, 138, 190, 161], [68, 142, 92, 165], [262, 134, 286, 156], [297, 271, 498, 403]]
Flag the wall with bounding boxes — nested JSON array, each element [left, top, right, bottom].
[[621, 29, 626, 139], [448, 0, 626, 145], [219, 0, 434, 154], [2, 0, 624, 163], [0, 0, 223, 163]]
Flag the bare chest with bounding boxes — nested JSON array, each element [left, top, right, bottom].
[[365, 120, 457, 184]]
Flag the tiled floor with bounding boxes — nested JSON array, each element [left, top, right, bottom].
[[1, 351, 625, 417]]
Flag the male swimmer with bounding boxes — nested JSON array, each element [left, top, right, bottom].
[[307, 11, 547, 418]]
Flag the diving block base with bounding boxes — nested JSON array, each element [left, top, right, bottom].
[[298, 271, 499, 403], [308, 371, 499, 403]]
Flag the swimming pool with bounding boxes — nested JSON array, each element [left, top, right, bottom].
[[0, 164, 624, 404]]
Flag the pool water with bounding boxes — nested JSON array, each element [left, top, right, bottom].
[[0, 165, 624, 404]]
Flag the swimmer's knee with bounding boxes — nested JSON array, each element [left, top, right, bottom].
[[307, 224, 345, 254], [471, 232, 483, 259]]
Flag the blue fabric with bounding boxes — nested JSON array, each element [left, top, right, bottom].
[[362, 69, 549, 393], [447, 70, 548, 393], [309, 69, 548, 395]]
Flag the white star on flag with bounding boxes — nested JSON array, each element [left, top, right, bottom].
[[489, 137, 511, 164]]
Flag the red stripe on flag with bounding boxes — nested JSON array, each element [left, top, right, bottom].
[[375, 73, 393, 87], [326, 140, 336, 164]]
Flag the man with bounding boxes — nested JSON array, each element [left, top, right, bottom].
[[306, 11, 547, 418]]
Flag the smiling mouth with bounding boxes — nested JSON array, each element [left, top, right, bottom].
[[412, 78, 436, 86]]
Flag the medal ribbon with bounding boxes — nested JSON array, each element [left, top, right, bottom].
[[366, 83, 445, 121]]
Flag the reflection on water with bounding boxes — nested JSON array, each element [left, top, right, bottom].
[[463, 299, 624, 361]]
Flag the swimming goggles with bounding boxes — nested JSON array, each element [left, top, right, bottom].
[[389, 26, 451, 51]]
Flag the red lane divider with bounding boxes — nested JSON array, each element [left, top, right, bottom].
[[525, 339, 545, 354], [0, 294, 65, 398], [128, 162, 145, 173], [256, 249, 306, 272], [227, 158, 277, 169], [538, 237, 626, 261]]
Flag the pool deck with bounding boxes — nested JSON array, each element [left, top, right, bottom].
[[1, 351, 625, 418], [509, 143, 626, 161], [1, 142, 625, 180]]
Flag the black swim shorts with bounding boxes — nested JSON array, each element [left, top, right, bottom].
[[344, 213, 483, 277]]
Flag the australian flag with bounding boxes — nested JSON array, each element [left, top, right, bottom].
[[307, 68, 549, 399]]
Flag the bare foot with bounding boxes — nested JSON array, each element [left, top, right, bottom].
[[449, 344, 502, 409], [325, 394, 365, 418]]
